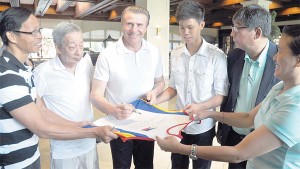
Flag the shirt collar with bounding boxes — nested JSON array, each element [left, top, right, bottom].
[[53, 56, 69, 70], [245, 40, 269, 68], [116, 36, 148, 54], [273, 81, 300, 102], [183, 37, 209, 58], [2, 50, 28, 71]]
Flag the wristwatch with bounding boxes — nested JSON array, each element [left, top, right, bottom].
[[189, 144, 197, 160]]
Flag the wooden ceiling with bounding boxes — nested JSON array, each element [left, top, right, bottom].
[[0, 0, 299, 27]]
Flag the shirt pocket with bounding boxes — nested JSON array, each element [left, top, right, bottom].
[[171, 66, 185, 87], [194, 65, 213, 89]]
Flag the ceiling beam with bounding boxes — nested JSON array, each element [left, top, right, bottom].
[[34, 0, 53, 16], [75, 0, 118, 18], [10, 0, 19, 7], [56, 0, 74, 13]]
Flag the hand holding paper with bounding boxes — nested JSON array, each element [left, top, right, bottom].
[[93, 100, 193, 141]]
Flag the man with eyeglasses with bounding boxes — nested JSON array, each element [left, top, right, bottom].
[[0, 7, 117, 169], [217, 4, 280, 169]]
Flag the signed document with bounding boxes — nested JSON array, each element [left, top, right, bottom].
[[93, 100, 192, 141]]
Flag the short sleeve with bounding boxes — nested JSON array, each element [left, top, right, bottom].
[[94, 52, 110, 82], [265, 100, 300, 147]]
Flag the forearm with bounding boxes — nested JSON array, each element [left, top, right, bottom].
[[36, 122, 97, 140], [12, 103, 98, 140], [39, 106, 81, 127], [176, 144, 245, 163], [36, 96, 80, 127], [198, 95, 224, 110], [90, 95, 116, 116], [152, 77, 165, 96], [156, 87, 177, 104], [209, 111, 253, 128]]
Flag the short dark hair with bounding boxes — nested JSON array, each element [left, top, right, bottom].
[[233, 4, 271, 37], [282, 24, 300, 56], [0, 7, 32, 45], [175, 0, 205, 24]]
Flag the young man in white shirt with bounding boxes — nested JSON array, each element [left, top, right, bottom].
[[155, 1, 228, 168]]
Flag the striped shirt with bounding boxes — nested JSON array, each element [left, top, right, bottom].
[[0, 50, 39, 169]]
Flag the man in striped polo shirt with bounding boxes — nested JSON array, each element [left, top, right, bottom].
[[0, 7, 117, 169]]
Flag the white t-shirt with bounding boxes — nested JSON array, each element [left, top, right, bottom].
[[94, 37, 163, 104], [33, 54, 96, 159], [170, 38, 228, 134]]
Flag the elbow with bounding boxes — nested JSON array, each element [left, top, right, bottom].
[[90, 93, 97, 105], [230, 156, 248, 163], [227, 147, 250, 163], [33, 128, 51, 139]]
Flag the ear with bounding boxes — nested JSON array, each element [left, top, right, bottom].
[[199, 21, 205, 30], [254, 27, 262, 39], [6, 31, 18, 44], [55, 45, 61, 55], [296, 57, 300, 67]]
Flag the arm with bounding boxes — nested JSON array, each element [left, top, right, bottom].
[[35, 95, 89, 127], [90, 79, 134, 120], [192, 103, 260, 129], [183, 94, 224, 113], [157, 125, 283, 162], [10, 102, 118, 143], [155, 87, 177, 105], [146, 76, 165, 105]]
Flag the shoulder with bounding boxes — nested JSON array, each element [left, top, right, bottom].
[[171, 44, 185, 55], [144, 40, 160, 53], [33, 59, 54, 75], [206, 43, 224, 55]]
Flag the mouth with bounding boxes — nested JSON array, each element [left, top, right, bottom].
[[275, 63, 279, 70], [36, 42, 42, 48], [184, 37, 191, 40]]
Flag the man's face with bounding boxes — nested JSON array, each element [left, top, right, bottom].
[[56, 31, 84, 68], [12, 14, 42, 54], [178, 18, 204, 45], [230, 20, 256, 51], [121, 11, 148, 47]]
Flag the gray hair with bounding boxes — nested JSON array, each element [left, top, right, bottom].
[[233, 4, 271, 37], [52, 22, 82, 47], [121, 6, 150, 25], [176, 0, 205, 24]]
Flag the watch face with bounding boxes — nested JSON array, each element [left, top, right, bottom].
[[189, 154, 197, 160]]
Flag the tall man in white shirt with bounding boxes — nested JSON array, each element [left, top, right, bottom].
[[34, 22, 100, 169], [90, 6, 165, 169], [155, 1, 228, 168]]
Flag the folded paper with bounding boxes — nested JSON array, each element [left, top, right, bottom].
[[93, 99, 192, 142]]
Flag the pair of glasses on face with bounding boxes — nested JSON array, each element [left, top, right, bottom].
[[13, 28, 43, 36], [231, 26, 247, 33]]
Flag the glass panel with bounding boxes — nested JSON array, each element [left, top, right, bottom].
[[91, 42, 103, 53], [91, 30, 105, 40], [106, 30, 120, 39]]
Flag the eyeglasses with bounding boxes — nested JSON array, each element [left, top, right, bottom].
[[231, 26, 247, 33], [13, 28, 43, 36]]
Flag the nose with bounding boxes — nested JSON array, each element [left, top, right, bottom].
[[184, 28, 189, 35], [131, 24, 137, 31], [273, 53, 277, 61]]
